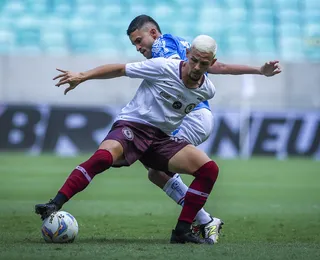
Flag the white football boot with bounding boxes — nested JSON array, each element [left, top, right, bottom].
[[200, 217, 224, 243]]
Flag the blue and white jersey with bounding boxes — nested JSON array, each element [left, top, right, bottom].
[[151, 34, 210, 111]]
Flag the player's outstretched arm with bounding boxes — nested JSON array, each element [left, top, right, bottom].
[[207, 60, 281, 77], [53, 64, 126, 95]]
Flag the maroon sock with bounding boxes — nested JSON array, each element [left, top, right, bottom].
[[59, 149, 113, 200], [178, 161, 219, 224]]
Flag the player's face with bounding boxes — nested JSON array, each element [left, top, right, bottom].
[[187, 47, 216, 81], [129, 28, 157, 59]]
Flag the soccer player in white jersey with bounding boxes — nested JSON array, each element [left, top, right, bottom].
[[126, 15, 282, 243], [35, 35, 222, 244]]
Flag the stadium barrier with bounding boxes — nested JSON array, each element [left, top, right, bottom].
[[1, 104, 319, 159]]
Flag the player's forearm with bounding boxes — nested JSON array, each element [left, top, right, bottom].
[[208, 62, 262, 75], [80, 64, 126, 82]]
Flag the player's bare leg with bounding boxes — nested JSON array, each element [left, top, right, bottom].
[[167, 145, 220, 244], [35, 140, 124, 220]]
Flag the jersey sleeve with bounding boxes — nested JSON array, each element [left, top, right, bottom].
[[125, 58, 166, 80], [152, 36, 181, 59]]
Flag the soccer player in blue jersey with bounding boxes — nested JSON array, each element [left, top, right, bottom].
[[126, 14, 281, 243]]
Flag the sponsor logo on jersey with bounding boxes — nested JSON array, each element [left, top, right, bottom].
[[172, 101, 182, 109], [122, 127, 134, 140], [185, 103, 196, 114], [160, 91, 171, 99]]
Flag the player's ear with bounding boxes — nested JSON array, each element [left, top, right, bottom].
[[150, 28, 157, 39], [186, 48, 190, 58], [211, 57, 217, 66]]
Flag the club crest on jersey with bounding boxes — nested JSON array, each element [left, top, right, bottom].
[[185, 103, 196, 114], [170, 136, 186, 143], [172, 101, 182, 109], [122, 127, 134, 140]]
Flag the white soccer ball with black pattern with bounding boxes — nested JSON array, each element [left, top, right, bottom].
[[41, 211, 78, 243]]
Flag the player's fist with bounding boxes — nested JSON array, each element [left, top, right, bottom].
[[260, 61, 282, 77], [53, 68, 84, 95]]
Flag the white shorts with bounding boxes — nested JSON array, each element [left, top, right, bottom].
[[173, 108, 214, 147]]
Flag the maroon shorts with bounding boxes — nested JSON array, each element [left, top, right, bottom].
[[104, 120, 189, 172]]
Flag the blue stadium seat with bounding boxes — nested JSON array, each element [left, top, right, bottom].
[[304, 24, 320, 37], [303, 24, 320, 60], [24, 0, 48, 16], [274, 0, 301, 11], [90, 32, 121, 56], [74, 2, 99, 19], [127, 4, 150, 17], [279, 37, 304, 61], [41, 29, 68, 55], [303, 40, 320, 61], [178, 6, 198, 18], [226, 22, 249, 37], [170, 21, 193, 41], [67, 30, 93, 54], [49, 0, 73, 17], [250, 0, 274, 10], [303, 10, 320, 24], [228, 8, 249, 23], [277, 10, 301, 24], [251, 23, 275, 38], [224, 0, 247, 9], [278, 23, 302, 38], [251, 9, 275, 24], [1, 0, 26, 17], [0, 27, 15, 54], [0, 0, 317, 61], [39, 15, 68, 30], [98, 4, 124, 23], [227, 35, 252, 58], [150, 4, 176, 22], [14, 26, 42, 54], [253, 37, 277, 58], [67, 16, 95, 31], [195, 20, 224, 40], [305, 0, 320, 10]]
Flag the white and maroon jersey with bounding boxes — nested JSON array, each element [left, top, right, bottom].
[[115, 57, 215, 135]]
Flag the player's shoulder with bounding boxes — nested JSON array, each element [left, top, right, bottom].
[[161, 34, 190, 46], [203, 75, 216, 97], [152, 34, 177, 51], [162, 33, 179, 41], [150, 57, 181, 74], [148, 57, 180, 67]]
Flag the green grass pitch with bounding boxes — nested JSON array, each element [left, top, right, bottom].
[[0, 154, 319, 260]]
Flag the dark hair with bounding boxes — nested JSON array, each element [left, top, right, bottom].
[[127, 14, 162, 35]]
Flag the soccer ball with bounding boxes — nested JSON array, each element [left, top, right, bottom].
[[41, 211, 78, 243]]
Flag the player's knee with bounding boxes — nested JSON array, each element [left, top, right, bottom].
[[148, 169, 172, 188], [195, 160, 219, 182], [148, 169, 157, 182]]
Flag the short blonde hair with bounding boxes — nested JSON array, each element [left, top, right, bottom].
[[191, 35, 217, 57]]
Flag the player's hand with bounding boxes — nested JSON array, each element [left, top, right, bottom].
[[260, 61, 282, 77], [53, 68, 84, 95]]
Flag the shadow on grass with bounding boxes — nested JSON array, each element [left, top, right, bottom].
[[80, 237, 169, 244], [23, 237, 169, 245]]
